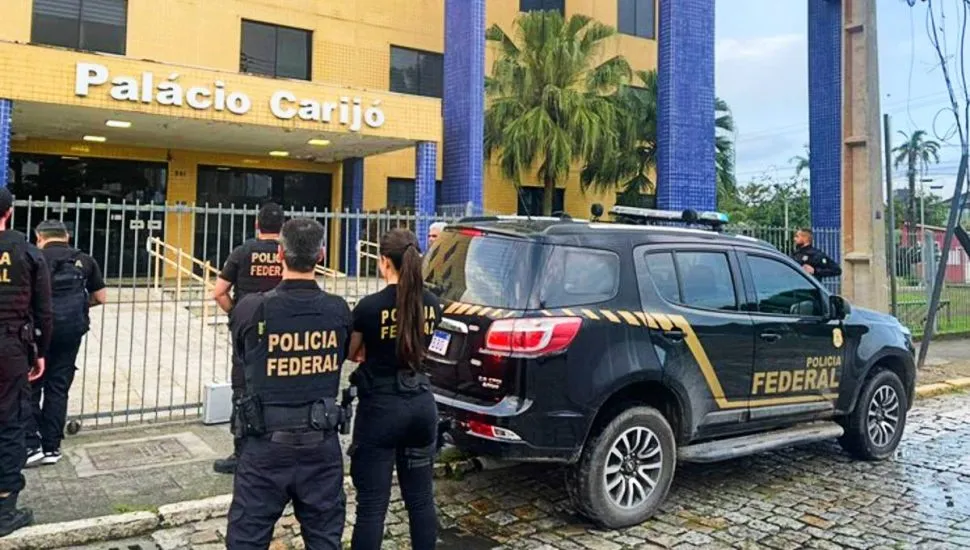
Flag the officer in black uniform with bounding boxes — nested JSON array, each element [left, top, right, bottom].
[[791, 228, 842, 280], [211, 202, 285, 474], [225, 218, 352, 550], [0, 188, 53, 537]]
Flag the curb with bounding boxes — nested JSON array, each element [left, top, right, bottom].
[[3, 381, 969, 549]]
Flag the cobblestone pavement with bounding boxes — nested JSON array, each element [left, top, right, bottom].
[[63, 390, 970, 550]]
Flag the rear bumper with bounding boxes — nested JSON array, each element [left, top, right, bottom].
[[434, 391, 581, 463]]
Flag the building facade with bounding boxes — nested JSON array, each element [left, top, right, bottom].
[[0, 0, 657, 266]]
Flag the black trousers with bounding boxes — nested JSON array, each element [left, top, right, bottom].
[[26, 335, 83, 452], [350, 389, 438, 550], [0, 334, 30, 495], [226, 433, 345, 549]]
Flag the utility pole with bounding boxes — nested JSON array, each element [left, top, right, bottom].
[[841, 0, 889, 311]]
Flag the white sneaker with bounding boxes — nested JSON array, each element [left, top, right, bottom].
[[40, 451, 61, 465], [25, 449, 44, 467]]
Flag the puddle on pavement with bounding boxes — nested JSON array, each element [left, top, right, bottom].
[[438, 526, 501, 549]]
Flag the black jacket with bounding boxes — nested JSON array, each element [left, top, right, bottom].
[[790, 245, 842, 279]]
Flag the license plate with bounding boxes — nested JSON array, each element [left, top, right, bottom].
[[429, 330, 452, 355]]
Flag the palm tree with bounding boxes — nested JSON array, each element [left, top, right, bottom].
[[580, 69, 737, 208], [789, 145, 810, 178], [484, 11, 631, 215], [892, 129, 941, 232]]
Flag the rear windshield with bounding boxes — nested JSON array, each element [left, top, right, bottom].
[[423, 230, 619, 310]]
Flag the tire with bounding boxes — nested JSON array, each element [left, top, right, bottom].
[[566, 406, 676, 529], [839, 369, 908, 461]]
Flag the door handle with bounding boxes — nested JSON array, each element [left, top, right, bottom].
[[760, 331, 782, 343], [662, 328, 686, 342]]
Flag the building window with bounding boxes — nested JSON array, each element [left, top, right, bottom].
[[618, 0, 656, 39], [31, 0, 128, 54], [240, 20, 312, 80], [517, 187, 565, 216], [386, 178, 443, 211], [390, 47, 444, 98], [520, 0, 565, 13]]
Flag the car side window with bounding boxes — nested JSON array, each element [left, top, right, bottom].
[[644, 251, 738, 311], [644, 252, 681, 303], [748, 255, 824, 316], [539, 247, 620, 308], [674, 252, 738, 311]]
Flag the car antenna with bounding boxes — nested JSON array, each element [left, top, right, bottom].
[[515, 186, 533, 221]]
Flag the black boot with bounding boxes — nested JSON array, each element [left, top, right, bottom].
[[0, 493, 33, 537], [213, 453, 237, 474]]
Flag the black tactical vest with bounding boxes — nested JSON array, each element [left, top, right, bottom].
[[233, 239, 283, 302], [244, 290, 347, 407], [0, 230, 33, 327]]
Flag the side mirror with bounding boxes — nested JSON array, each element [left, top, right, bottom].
[[829, 295, 851, 320]]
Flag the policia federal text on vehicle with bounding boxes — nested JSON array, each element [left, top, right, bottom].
[[211, 203, 285, 475], [0, 188, 53, 537], [424, 205, 916, 529], [225, 218, 353, 549], [346, 228, 443, 550]]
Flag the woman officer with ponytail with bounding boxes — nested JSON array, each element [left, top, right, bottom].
[[347, 227, 442, 550]]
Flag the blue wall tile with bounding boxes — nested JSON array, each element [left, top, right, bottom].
[[0, 99, 10, 189], [656, 0, 716, 212], [808, 0, 843, 262], [443, 0, 485, 212], [415, 141, 438, 249]]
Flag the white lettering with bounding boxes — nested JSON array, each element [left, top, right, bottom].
[[298, 99, 320, 121], [214, 81, 226, 111], [140, 71, 153, 103], [321, 102, 337, 123], [365, 102, 385, 128], [156, 74, 183, 106], [109, 77, 139, 101], [186, 86, 212, 109], [75, 62, 108, 96], [350, 98, 362, 131], [270, 90, 297, 119], [339, 97, 350, 125], [226, 92, 251, 115]]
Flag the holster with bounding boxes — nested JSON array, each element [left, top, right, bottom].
[[350, 367, 429, 397], [234, 394, 266, 437]]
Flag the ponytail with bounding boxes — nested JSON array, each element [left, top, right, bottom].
[[380, 229, 426, 371]]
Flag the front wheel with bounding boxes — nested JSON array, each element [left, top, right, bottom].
[[566, 406, 676, 529], [839, 369, 908, 460]]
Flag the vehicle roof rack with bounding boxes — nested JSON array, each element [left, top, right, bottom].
[[608, 205, 729, 231]]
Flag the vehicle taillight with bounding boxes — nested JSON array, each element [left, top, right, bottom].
[[484, 317, 583, 358], [465, 420, 522, 441], [458, 228, 484, 237]]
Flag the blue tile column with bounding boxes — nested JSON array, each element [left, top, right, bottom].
[[0, 99, 11, 189], [415, 141, 438, 250], [443, 0, 484, 213], [342, 157, 364, 276], [808, 0, 842, 263], [656, 0, 716, 211]]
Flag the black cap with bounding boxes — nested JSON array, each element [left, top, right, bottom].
[[0, 187, 12, 214]]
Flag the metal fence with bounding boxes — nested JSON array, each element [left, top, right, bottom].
[[9, 197, 459, 430], [9, 196, 961, 430]]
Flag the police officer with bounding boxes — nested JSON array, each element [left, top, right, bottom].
[[791, 228, 842, 280], [211, 202, 285, 474], [25, 220, 106, 467], [226, 218, 352, 550], [347, 228, 443, 550], [0, 188, 53, 537]]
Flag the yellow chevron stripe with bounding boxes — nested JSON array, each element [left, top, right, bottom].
[[454, 303, 473, 315], [642, 312, 659, 329], [601, 310, 622, 323], [561, 308, 576, 317], [465, 305, 481, 316], [633, 311, 648, 325], [581, 309, 600, 320], [652, 313, 674, 331], [444, 302, 462, 314], [505, 310, 518, 318], [478, 307, 492, 316], [541, 309, 554, 317], [617, 311, 640, 326], [490, 309, 504, 318]]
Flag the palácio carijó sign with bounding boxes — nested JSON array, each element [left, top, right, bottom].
[[73, 62, 386, 132]]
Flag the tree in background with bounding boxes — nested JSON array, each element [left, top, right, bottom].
[[789, 145, 810, 178], [484, 11, 631, 216], [726, 172, 811, 230], [580, 69, 737, 209], [892, 129, 941, 232]]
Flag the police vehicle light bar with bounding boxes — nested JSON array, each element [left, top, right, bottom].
[[608, 205, 729, 227]]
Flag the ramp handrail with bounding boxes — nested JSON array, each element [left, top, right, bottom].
[[358, 240, 381, 263]]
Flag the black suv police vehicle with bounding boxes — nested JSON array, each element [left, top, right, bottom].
[[423, 205, 916, 529]]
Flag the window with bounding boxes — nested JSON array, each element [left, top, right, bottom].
[[618, 0, 656, 39], [644, 251, 737, 311], [539, 248, 620, 308], [386, 178, 443, 211], [517, 187, 565, 216], [390, 47, 443, 98], [31, 0, 128, 54], [644, 252, 680, 303], [748, 256, 824, 317], [520, 0, 565, 13], [240, 20, 312, 80]]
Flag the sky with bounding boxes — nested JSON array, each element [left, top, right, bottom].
[[715, 0, 968, 201]]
